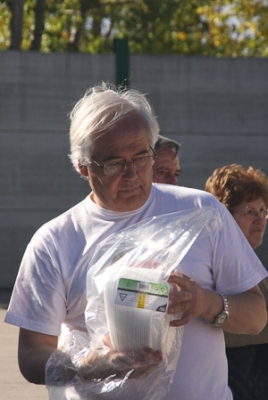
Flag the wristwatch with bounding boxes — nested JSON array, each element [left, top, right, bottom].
[[211, 294, 229, 327]]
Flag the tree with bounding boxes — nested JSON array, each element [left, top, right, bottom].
[[0, 2, 11, 50], [197, 0, 268, 57], [30, 0, 46, 51], [9, 0, 24, 50], [0, 0, 267, 56]]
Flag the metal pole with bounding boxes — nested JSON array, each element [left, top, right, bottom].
[[113, 38, 130, 89]]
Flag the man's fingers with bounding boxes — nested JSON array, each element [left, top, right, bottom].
[[167, 273, 191, 287]]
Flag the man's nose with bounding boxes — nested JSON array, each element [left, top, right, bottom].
[[122, 162, 138, 179]]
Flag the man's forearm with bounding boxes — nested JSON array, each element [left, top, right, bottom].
[[222, 289, 267, 335], [18, 328, 58, 384]]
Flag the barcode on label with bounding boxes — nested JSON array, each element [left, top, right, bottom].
[[138, 281, 150, 292]]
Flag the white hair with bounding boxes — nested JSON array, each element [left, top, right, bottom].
[[69, 82, 159, 173]]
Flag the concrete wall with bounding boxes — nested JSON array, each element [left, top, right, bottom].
[[1, 51, 268, 288]]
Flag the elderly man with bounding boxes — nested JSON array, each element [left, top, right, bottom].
[[5, 83, 267, 400], [153, 135, 181, 185]]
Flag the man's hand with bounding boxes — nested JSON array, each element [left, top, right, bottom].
[[76, 336, 162, 381], [167, 273, 267, 335], [167, 273, 209, 327]]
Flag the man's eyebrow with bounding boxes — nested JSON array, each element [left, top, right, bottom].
[[134, 149, 151, 157], [103, 149, 150, 163], [155, 166, 169, 171]]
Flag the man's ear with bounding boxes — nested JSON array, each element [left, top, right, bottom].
[[78, 163, 89, 177]]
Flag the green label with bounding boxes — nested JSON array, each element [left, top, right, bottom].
[[114, 277, 169, 312], [118, 278, 169, 297]]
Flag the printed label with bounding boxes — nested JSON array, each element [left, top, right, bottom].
[[114, 277, 169, 312]]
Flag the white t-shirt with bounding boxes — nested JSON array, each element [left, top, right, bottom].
[[5, 184, 268, 400]]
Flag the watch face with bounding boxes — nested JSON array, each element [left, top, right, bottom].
[[211, 294, 229, 327], [217, 313, 228, 325]]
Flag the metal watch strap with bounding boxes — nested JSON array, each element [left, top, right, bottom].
[[220, 294, 229, 314], [211, 293, 229, 327]]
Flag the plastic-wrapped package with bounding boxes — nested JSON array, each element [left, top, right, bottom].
[[46, 207, 221, 400]]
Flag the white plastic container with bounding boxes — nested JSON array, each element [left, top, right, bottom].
[[103, 266, 171, 352]]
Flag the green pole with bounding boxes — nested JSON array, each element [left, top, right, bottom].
[[113, 38, 130, 89]]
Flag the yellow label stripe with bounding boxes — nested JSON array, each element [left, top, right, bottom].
[[137, 293, 146, 309]]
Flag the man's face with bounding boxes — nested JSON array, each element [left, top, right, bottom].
[[153, 146, 181, 185], [82, 120, 154, 212]]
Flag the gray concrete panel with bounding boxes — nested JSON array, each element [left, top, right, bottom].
[[0, 131, 89, 210], [0, 210, 66, 286], [0, 51, 115, 130], [177, 133, 268, 190], [1, 52, 268, 289], [130, 56, 268, 134]]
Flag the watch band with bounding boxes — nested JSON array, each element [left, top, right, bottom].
[[220, 294, 229, 314], [211, 293, 229, 327]]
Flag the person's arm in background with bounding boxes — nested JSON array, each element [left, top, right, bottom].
[[225, 322, 268, 347], [225, 278, 268, 347]]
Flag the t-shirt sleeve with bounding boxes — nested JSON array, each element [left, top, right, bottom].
[[5, 231, 67, 336]]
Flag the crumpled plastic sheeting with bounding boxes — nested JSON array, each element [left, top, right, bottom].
[[46, 207, 222, 400]]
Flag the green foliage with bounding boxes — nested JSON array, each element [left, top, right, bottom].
[[197, 0, 268, 57], [0, 0, 267, 56], [0, 2, 11, 49], [22, 0, 36, 50]]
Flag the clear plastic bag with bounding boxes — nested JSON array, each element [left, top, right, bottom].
[[46, 207, 221, 400]]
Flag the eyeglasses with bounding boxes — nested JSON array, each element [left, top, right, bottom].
[[235, 206, 268, 221], [88, 146, 157, 176]]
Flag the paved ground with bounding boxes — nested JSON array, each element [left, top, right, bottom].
[[0, 306, 48, 399]]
